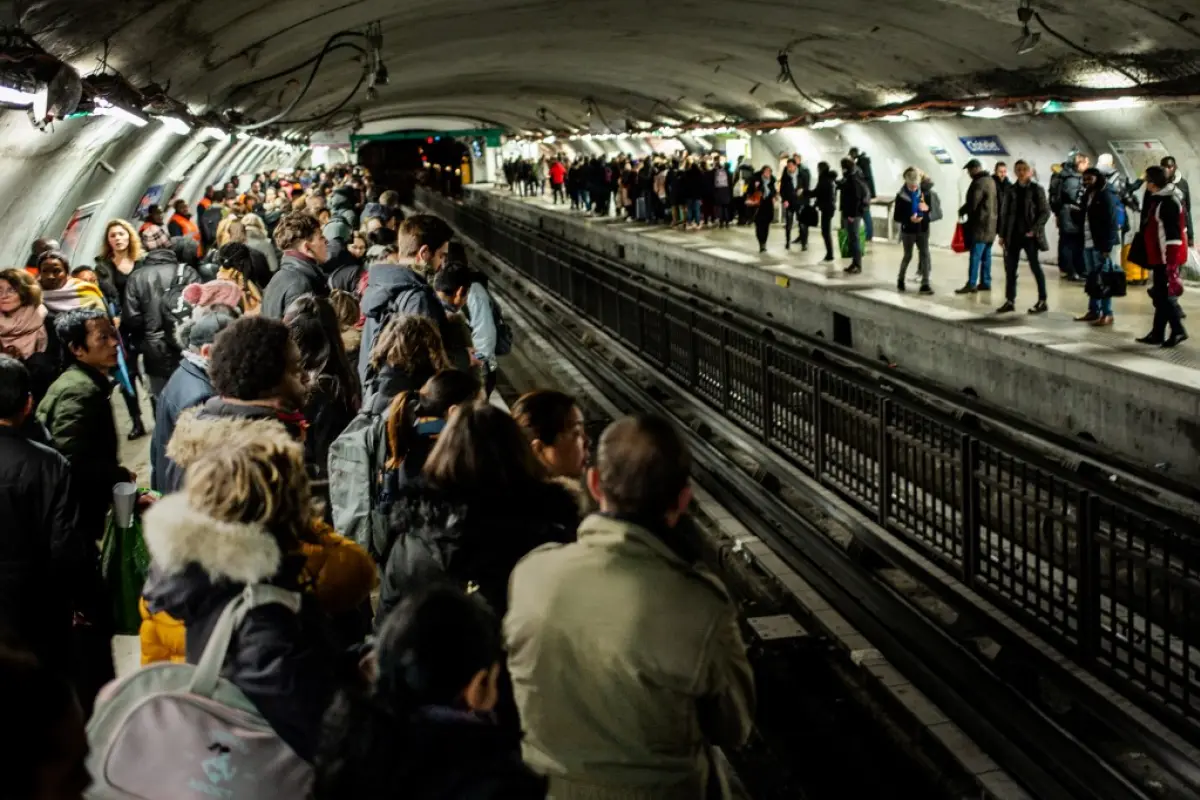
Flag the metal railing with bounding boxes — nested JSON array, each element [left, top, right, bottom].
[[432, 193, 1200, 742]]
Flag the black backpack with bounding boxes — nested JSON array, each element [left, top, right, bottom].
[[160, 263, 194, 352]]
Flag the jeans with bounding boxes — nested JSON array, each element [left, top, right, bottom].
[[784, 207, 809, 247], [581, 189, 592, 211], [863, 210, 874, 242], [968, 240, 993, 287], [687, 199, 702, 225], [842, 215, 863, 265], [1083, 247, 1114, 317], [899, 231, 931, 285], [755, 203, 774, 248], [551, 183, 564, 204], [1004, 238, 1047, 303], [714, 204, 729, 227], [1150, 265, 1186, 338], [1059, 231, 1084, 277], [821, 209, 834, 257]]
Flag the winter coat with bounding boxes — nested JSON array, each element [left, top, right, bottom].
[[302, 376, 355, 482], [378, 479, 580, 623], [0, 426, 82, 667], [962, 171, 999, 243], [780, 169, 804, 206], [1138, 185, 1190, 269], [261, 251, 329, 320], [1082, 182, 1123, 252], [357, 263, 448, 383], [710, 166, 733, 205], [140, 493, 366, 763], [838, 170, 870, 217], [122, 249, 202, 379], [814, 172, 837, 213], [893, 185, 931, 234], [36, 363, 128, 542], [999, 181, 1051, 252], [1051, 165, 1085, 233], [855, 153, 876, 197], [150, 356, 214, 493], [993, 176, 1013, 234], [505, 514, 755, 800]]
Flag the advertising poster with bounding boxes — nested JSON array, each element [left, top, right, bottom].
[[133, 184, 166, 219], [60, 200, 105, 263], [1109, 140, 1169, 181]]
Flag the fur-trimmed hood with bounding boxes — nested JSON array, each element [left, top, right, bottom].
[[165, 400, 298, 470], [143, 493, 282, 584]]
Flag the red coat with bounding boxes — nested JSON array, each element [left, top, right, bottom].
[[549, 162, 567, 185]]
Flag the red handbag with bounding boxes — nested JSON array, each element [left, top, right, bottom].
[[951, 222, 968, 254]]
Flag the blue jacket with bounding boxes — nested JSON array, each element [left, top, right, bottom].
[[357, 263, 446, 383], [465, 282, 498, 369], [150, 357, 215, 493]]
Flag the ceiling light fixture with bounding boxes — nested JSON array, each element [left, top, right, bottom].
[[1013, 0, 1041, 54], [811, 118, 845, 129], [963, 107, 1009, 119], [155, 115, 191, 135], [93, 98, 148, 127]]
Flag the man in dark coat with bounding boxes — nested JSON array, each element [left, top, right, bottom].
[[0, 356, 82, 669], [849, 147, 877, 240], [997, 160, 1050, 315], [121, 246, 202, 402], [150, 310, 239, 493], [956, 159, 998, 294], [358, 214, 455, 383], [262, 211, 330, 319], [838, 157, 870, 273]]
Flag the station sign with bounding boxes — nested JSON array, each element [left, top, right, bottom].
[[959, 135, 1009, 157], [929, 145, 954, 165]]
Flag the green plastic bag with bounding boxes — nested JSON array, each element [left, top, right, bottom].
[[100, 511, 152, 636], [838, 224, 869, 259]]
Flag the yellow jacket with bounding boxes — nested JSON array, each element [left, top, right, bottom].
[[139, 521, 378, 666]]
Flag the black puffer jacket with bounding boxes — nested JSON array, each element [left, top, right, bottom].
[[378, 480, 580, 623], [122, 249, 202, 379], [0, 426, 81, 666], [141, 493, 358, 763]]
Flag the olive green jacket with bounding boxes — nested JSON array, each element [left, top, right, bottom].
[[504, 514, 755, 800]]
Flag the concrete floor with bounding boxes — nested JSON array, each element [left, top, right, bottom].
[[502, 189, 1200, 376]]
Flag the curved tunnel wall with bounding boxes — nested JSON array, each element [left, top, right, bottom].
[[0, 111, 301, 268]]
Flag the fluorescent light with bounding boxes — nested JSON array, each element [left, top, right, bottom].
[[1065, 97, 1141, 112], [963, 107, 1009, 119], [879, 114, 909, 123], [201, 127, 231, 142], [811, 118, 845, 129], [156, 115, 191, 135], [0, 85, 40, 105], [93, 99, 148, 127]]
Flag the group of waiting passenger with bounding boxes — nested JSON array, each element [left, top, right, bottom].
[[0, 165, 754, 799]]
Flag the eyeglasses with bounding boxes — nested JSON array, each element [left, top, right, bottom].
[[0, 286, 18, 298]]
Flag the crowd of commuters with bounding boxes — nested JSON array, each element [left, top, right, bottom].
[[0, 164, 755, 798], [505, 145, 1191, 347]]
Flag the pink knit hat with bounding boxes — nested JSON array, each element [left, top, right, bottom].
[[182, 279, 244, 309]]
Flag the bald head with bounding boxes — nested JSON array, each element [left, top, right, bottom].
[[589, 414, 692, 525]]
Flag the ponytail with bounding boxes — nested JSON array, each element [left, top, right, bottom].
[[385, 390, 420, 470]]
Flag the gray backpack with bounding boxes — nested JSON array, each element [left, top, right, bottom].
[[85, 585, 310, 800], [327, 401, 390, 558]]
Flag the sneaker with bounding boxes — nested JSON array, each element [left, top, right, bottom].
[[996, 301, 1015, 314], [897, 281, 906, 292], [1074, 311, 1099, 322], [919, 285, 934, 295], [127, 422, 147, 441], [1090, 315, 1113, 326], [1028, 300, 1048, 314], [954, 284, 976, 294]]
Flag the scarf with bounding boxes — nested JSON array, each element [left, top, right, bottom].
[[182, 350, 210, 371], [41, 279, 106, 314], [0, 303, 48, 358]]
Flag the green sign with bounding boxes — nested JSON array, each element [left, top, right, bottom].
[[350, 128, 506, 148]]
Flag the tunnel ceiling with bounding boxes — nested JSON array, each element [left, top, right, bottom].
[[14, 0, 1200, 134]]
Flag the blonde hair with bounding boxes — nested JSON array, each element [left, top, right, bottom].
[[903, 167, 920, 184], [181, 419, 312, 551], [99, 219, 144, 263]]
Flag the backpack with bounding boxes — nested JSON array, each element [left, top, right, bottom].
[[160, 263, 194, 355], [926, 188, 944, 223], [489, 295, 513, 356], [85, 585, 310, 800], [327, 401, 391, 558]]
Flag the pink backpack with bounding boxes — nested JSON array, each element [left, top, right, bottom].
[[85, 585, 312, 799]]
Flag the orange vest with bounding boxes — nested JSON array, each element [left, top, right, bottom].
[[170, 213, 202, 257], [198, 197, 212, 212]]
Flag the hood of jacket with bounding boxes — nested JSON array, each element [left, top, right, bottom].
[[329, 187, 356, 213], [166, 399, 298, 467], [170, 236, 200, 267], [143, 492, 282, 587], [361, 263, 429, 321], [140, 247, 180, 271]]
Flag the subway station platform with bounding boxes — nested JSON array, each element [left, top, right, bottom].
[[464, 184, 1200, 483]]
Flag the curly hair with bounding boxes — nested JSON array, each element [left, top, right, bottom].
[[273, 211, 322, 251], [368, 314, 451, 374], [210, 316, 294, 400], [183, 419, 312, 553], [0, 268, 41, 308], [98, 219, 144, 263]]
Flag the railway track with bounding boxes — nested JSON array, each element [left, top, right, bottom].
[[429, 195, 1200, 799]]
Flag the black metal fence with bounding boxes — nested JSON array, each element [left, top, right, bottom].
[[435, 194, 1200, 741]]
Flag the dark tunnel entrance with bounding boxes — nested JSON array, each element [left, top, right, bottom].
[[357, 137, 469, 203]]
